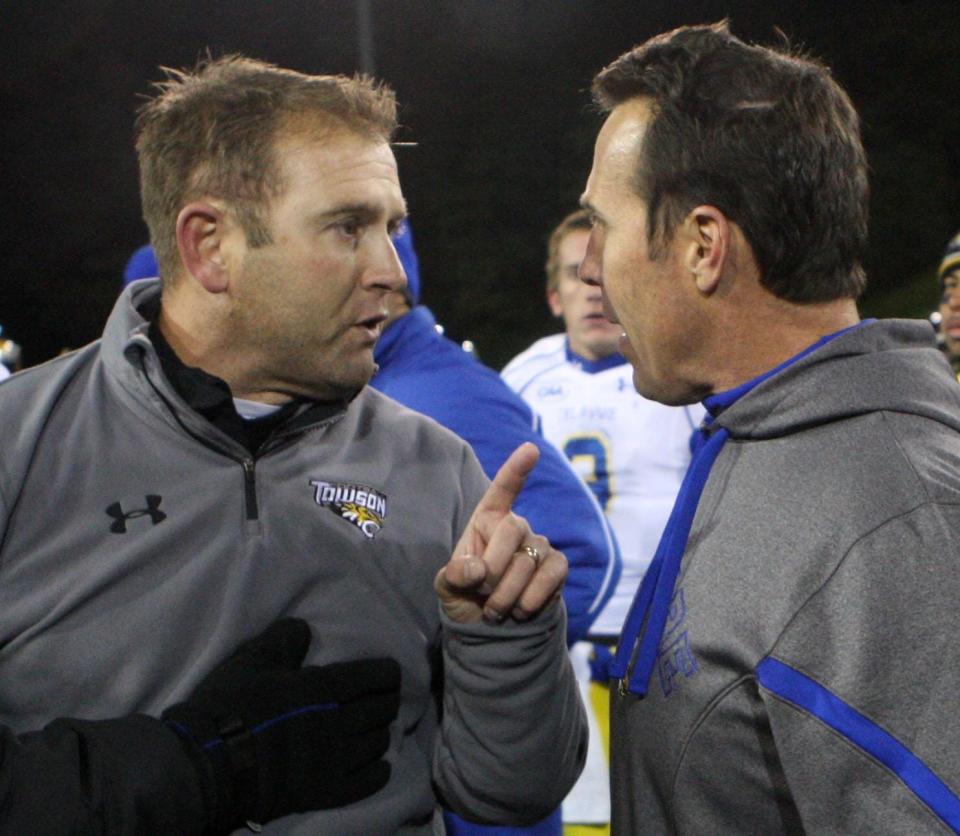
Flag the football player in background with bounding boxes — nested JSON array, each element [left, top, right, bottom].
[[0, 324, 21, 378], [372, 221, 621, 836], [502, 210, 702, 835], [937, 230, 960, 380], [373, 221, 620, 651]]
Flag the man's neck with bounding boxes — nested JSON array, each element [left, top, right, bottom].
[[707, 297, 861, 393], [157, 297, 293, 406], [156, 304, 209, 370]]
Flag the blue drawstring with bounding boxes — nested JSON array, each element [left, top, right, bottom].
[[612, 321, 873, 698], [609, 425, 728, 696]]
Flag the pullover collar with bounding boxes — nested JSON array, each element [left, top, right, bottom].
[[107, 280, 348, 455], [148, 321, 306, 454]]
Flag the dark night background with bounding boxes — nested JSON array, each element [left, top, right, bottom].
[[2, 0, 958, 370]]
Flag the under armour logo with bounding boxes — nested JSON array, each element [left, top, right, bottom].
[[105, 495, 167, 533]]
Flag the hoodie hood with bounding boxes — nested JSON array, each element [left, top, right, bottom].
[[712, 319, 960, 440]]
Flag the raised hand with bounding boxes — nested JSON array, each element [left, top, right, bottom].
[[435, 442, 568, 625]]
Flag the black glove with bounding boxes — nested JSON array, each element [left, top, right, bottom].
[[162, 618, 401, 833]]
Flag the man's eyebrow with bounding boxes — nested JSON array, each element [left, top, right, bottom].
[[308, 201, 408, 227], [310, 202, 381, 223], [580, 199, 607, 227]]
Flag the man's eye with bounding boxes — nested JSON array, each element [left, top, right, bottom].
[[337, 219, 361, 237]]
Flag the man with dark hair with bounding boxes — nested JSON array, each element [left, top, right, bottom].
[[0, 56, 585, 833], [580, 22, 960, 832]]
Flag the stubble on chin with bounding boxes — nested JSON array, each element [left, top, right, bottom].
[[304, 352, 377, 401]]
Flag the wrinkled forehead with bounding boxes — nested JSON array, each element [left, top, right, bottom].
[[272, 118, 395, 167], [271, 127, 402, 205]]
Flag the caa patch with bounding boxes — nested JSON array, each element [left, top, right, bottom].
[[309, 480, 387, 540], [536, 382, 568, 401]]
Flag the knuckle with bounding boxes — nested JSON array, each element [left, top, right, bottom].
[[506, 513, 528, 538], [543, 554, 568, 585], [486, 577, 516, 607], [484, 596, 508, 616]]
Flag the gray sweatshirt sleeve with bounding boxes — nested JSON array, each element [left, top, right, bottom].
[[757, 504, 960, 834], [434, 604, 587, 825]]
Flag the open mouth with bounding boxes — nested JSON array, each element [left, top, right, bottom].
[[585, 310, 619, 327], [356, 313, 387, 339]]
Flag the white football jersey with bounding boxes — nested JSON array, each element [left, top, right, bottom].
[[503, 333, 704, 636]]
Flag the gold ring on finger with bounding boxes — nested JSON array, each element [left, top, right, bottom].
[[518, 543, 542, 567]]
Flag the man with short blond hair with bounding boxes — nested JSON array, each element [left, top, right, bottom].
[[0, 56, 585, 833], [136, 56, 398, 285], [582, 22, 960, 833]]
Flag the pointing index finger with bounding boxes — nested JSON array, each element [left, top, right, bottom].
[[473, 442, 540, 518]]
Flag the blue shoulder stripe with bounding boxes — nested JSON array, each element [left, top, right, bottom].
[[757, 657, 960, 833]]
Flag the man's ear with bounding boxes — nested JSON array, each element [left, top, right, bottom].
[[175, 201, 231, 294], [547, 287, 563, 318], [683, 205, 730, 296]]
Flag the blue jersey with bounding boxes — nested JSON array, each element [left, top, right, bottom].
[[372, 307, 621, 645]]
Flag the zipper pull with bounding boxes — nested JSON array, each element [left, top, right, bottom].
[[242, 459, 259, 520]]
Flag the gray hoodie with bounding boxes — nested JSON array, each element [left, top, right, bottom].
[[0, 281, 586, 834], [611, 320, 960, 834]]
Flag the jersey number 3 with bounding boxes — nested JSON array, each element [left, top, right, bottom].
[[564, 435, 612, 511]]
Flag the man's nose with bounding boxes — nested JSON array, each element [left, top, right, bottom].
[[579, 231, 602, 287], [367, 236, 407, 292]]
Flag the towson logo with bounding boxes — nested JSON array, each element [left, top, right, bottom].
[[309, 480, 387, 540]]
